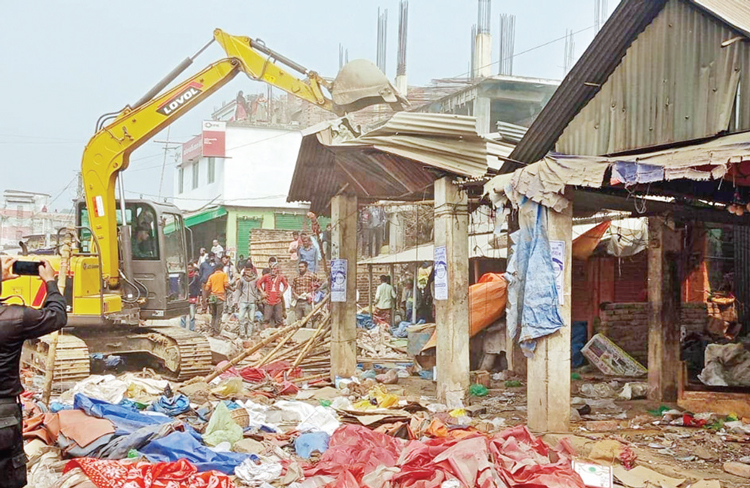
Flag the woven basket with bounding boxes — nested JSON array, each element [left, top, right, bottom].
[[230, 408, 250, 428]]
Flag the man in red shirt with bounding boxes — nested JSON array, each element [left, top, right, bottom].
[[257, 265, 288, 327]]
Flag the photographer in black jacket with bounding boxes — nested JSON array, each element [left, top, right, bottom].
[[0, 256, 66, 488]]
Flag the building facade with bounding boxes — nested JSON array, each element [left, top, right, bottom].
[[0, 190, 74, 251]]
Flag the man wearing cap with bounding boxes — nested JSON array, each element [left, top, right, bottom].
[[0, 256, 66, 487]]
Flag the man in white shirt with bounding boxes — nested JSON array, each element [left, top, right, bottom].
[[211, 239, 224, 259], [373, 275, 396, 326]]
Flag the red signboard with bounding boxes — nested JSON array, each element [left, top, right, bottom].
[[202, 120, 226, 158], [182, 135, 202, 163]]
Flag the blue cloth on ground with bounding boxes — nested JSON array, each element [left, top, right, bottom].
[[148, 393, 190, 416], [139, 431, 251, 474], [74, 394, 172, 435], [356, 313, 375, 330], [295, 432, 330, 459], [505, 199, 565, 357]]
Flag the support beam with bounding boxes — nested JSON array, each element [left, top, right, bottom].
[[473, 96, 492, 135], [527, 202, 572, 433], [330, 194, 358, 380], [433, 177, 470, 406], [647, 217, 682, 402]]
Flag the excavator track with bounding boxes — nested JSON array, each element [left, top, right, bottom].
[[143, 326, 213, 380], [22, 333, 90, 383]]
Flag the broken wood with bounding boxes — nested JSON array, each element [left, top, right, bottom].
[[205, 295, 329, 382], [292, 314, 331, 369], [254, 327, 298, 367]]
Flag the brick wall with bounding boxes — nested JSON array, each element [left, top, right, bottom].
[[598, 302, 709, 366], [613, 253, 648, 302], [249, 228, 300, 280]]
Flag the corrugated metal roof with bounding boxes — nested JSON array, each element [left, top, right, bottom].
[[510, 0, 668, 165], [512, 0, 750, 165], [557, 0, 748, 156], [691, 0, 750, 37], [287, 113, 515, 213]]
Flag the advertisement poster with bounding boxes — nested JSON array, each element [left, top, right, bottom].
[[434, 246, 448, 301], [202, 120, 226, 157], [330, 259, 347, 302], [550, 240, 565, 305]]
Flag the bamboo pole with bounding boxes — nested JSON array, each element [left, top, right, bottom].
[[42, 230, 72, 405], [254, 327, 298, 367], [291, 314, 331, 369], [291, 373, 330, 383], [205, 295, 329, 382]]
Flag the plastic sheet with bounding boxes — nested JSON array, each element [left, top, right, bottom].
[[73, 394, 172, 436], [295, 432, 330, 459], [148, 394, 190, 416], [60, 375, 128, 405], [202, 401, 243, 447], [211, 377, 245, 397], [235, 456, 283, 485], [139, 431, 251, 474]]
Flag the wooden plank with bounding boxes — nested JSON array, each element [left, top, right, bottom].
[[331, 194, 358, 380]]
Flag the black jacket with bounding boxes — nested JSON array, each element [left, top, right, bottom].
[[0, 281, 67, 397]]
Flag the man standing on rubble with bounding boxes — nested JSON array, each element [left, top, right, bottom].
[[291, 261, 321, 324], [205, 261, 231, 336], [257, 264, 288, 328], [0, 256, 66, 487]]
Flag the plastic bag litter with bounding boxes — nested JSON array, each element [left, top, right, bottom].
[[295, 432, 330, 459], [235, 456, 283, 485], [579, 383, 617, 398], [148, 393, 190, 416], [618, 382, 648, 400], [469, 384, 489, 397], [211, 377, 244, 397], [202, 402, 244, 447], [121, 373, 170, 402], [275, 401, 340, 436]]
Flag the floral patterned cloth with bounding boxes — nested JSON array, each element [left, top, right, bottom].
[[63, 458, 234, 488]]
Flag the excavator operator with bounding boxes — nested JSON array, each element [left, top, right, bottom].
[[0, 256, 66, 487]]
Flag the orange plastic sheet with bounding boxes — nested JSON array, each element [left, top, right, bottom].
[[572, 221, 610, 261], [423, 273, 508, 351]]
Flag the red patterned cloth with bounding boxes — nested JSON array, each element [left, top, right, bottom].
[[64, 458, 235, 488]]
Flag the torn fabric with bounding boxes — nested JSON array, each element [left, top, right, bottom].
[[505, 199, 565, 356]]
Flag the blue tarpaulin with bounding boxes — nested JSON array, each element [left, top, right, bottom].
[[505, 199, 565, 356], [295, 432, 330, 459], [74, 394, 172, 435], [148, 394, 190, 416], [140, 431, 252, 474]]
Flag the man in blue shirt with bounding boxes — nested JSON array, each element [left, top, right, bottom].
[[298, 234, 321, 274]]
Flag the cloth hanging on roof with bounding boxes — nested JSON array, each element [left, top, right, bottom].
[[63, 458, 234, 488], [606, 218, 648, 257], [505, 199, 565, 357]]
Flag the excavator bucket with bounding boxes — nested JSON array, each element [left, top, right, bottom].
[[332, 59, 410, 115]]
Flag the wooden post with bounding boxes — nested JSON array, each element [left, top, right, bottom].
[[433, 177, 470, 406], [368, 264, 373, 317], [647, 217, 681, 402], [473, 259, 480, 284], [527, 201, 572, 433], [412, 262, 418, 323], [389, 263, 395, 324], [43, 230, 72, 405], [330, 194, 358, 380], [505, 210, 527, 375]]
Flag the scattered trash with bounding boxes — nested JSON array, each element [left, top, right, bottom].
[[504, 380, 523, 388], [617, 382, 648, 400], [469, 384, 489, 397], [579, 383, 617, 398], [202, 402, 243, 447], [613, 466, 685, 488], [572, 461, 613, 488], [723, 460, 750, 478], [295, 431, 330, 459]]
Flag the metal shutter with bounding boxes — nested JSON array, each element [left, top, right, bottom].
[[237, 218, 262, 256]]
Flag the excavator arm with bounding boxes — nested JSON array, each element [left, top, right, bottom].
[[82, 29, 406, 288]]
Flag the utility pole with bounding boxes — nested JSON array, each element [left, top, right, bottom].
[[154, 130, 181, 200]]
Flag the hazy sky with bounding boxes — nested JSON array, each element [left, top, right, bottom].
[[0, 0, 616, 211]]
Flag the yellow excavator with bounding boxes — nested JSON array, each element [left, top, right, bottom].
[[2, 29, 407, 382]]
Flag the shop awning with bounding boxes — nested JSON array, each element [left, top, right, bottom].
[[184, 206, 227, 228], [485, 131, 750, 212]]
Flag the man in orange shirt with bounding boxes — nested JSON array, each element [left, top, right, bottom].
[[205, 257, 232, 335]]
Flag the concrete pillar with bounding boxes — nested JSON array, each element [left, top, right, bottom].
[[647, 217, 682, 402], [433, 177, 470, 406], [395, 75, 408, 98], [473, 96, 492, 135], [474, 33, 492, 78], [527, 202, 572, 433], [330, 194, 358, 380]]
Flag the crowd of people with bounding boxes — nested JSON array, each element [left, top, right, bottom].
[[182, 234, 326, 338]]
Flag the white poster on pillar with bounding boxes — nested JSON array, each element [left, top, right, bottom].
[[434, 245, 448, 301], [330, 259, 347, 302], [550, 240, 565, 305]]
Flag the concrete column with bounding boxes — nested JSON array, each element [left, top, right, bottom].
[[527, 202, 572, 433], [395, 75, 408, 98], [433, 177, 470, 407], [647, 217, 682, 402], [474, 33, 492, 78], [330, 194, 358, 380], [473, 96, 492, 135]]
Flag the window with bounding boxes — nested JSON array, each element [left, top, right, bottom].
[[163, 213, 188, 302], [192, 161, 200, 189], [178, 167, 184, 194], [208, 157, 216, 184]]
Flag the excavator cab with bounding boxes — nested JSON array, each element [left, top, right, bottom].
[[76, 200, 190, 321]]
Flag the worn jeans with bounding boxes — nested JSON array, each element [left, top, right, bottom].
[[238, 302, 256, 337], [180, 303, 197, 331], [294, 301, 313, 326], [209, 299, 225, 335]]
